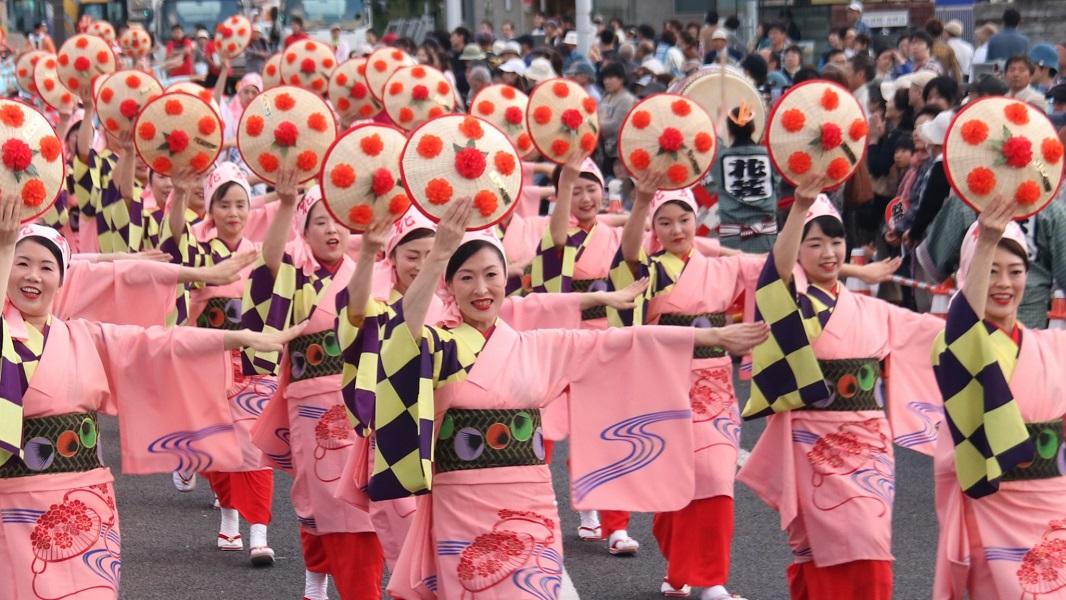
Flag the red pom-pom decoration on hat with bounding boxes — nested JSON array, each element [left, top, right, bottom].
[[0, 98, 66, 222], [617, 93, 716, 190]]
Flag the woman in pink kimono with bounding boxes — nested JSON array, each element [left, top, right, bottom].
[[242, 169, 384, 600], [0, 196, 298, 600], [932, 195, 1066, 600], [611, 179, 764, 600], [362, 198, 770, 600], [165, 162, 279, 566], [736, 174, 945, 600]]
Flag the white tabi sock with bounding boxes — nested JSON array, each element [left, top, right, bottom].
[[249, 523, 268, 548], [219, 508, 239, 538], [701, 584, 730, 600], [304, 569, 328, 600]]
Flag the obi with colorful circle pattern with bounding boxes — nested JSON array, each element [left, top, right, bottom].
[[805, 358, 883, 412], [572, 278, 609, 320], [435, 408, 546, 474], [1002, 420, 1066, 482], [288, 329, 344, 382], [0, 413, 103, 478], [658, 312, 727, 359], [196, 296, 244, 330]]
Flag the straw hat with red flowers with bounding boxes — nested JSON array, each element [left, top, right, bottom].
[[33, 54, 77, 113], [280, 40, 336, 96], [165, 81, 222, 118], [765, 80, 869, 189], [400, 114, 523, 230], [327, 57, 382, 123], [214, 15, 252, 59], [944, 96, 1064, 218], [119, 26, 153, 60], [525, 78, 599, 164], [16, 51, 47, 99], [134, 92, 223, 176], [87, 21, 116, 43], [263, 53, 283, 90], [470, 84, 534, 158], [0, 99, 66, 222], [382, 65, 456, 131], [95, 70, 163, 139], [56, 34, 117, 98], [617, 93, 717, 190], [363, 47, 415, 101], [320, 124, 410, 231], [238, 86, 338, 184]]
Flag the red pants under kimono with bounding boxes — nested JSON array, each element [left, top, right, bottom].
[[655, 496, 734, 589], [203, 470, 274, 524], [786, 560, 892, 600], [301, 529, 384, 600]]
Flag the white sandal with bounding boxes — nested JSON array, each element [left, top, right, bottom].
[[250, 545, 275, 566], [217, 533, 243, 551], [661, 577, 692, 598], [577, 510, 602, 541], [701, 585, 748, 600], [607, 530, 640, 556], [172, 471, 197, 492]]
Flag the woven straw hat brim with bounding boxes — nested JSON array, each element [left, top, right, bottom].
[[133, 91, 224, 176], [95, 70, 163, 139], [56, 34, 117, 96], [671, 65, 766, 144], [0, 99, 67, 222], [214, 15, 253, 59], [16, 51, 47, 97], [119, 28, 153, 59], [943, 96, 1064, 219], [237, 86, 338, 185], [320, 124, 409, 232], [364, 47, 416, 101], [33, 55, 77, 113], [525, 78, 600, 165], [765, 80, 868, 189], [88, 22, 116, 43], [400, 114, 524, 231], [469, 84, 534, 158], [617, 93, 718, 191], [327, 58, 382, 122], [279, 40, 336, 95], [165, 81, 222, 118], [382, 65, 456, 131], [263, 54, 283, 90]]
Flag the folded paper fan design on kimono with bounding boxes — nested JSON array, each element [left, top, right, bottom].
[[95, 70, 163, 139], [119, 26, 153, 60], [401, 114, 523, 230], [56, 34, 117, 98], [363, 47, 415, 101], [617, 93, 717, 190], [29, 498, 103, 562], [86, 21, 116, 43], [238, 86, 337, 184], [525, 78, 599, 164], [262, 53, 283, 90], [327, 57, 381, 122], [0, 99, 66, 222], [943, 96, 1064, 219], [15, 50, 47, 97], [671, 64, 766, 145], [133, 91, 223, 176], [32, 54, 77, 113], [214, 15, 252, 59], [470, 84, 534, 157], [457, 530, 536, 592], [766, 80, 869, 189], [320, 123, 409, 231], [280, 39, 336, 95], [1019, 519, 1066, 595], [382, 65, 455, 131], [165, 81, 222, 118]]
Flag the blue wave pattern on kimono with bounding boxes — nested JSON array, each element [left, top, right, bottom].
[[571, 409, 692, 503], [436, 540, 470, 555], [894, 401, 942, 450], [232, 379, 277, 416], [296, 404, 328, 420], [984, 547, 1029, 562], [146, 423, 235, 472], [512, 546, 563, 600], [791, 429, 820, 445], [297, 515, 318, 531], [850, 468, 896, 504], [265, 427, 293, 469], [0, 508, 44, 523], [713, 406, 742, 447], [82, 548, 121, 585]]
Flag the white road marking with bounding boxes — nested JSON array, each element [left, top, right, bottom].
[[561, 566, 581, 599], [737, 448, 752, 469]]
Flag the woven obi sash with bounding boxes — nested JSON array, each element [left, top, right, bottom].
[[572, 278, 609, 320], [658, 312, 727, 359], [0, 413, 104, 478], [1002, 420, 1065, 482], [803, 358, 883, 412], [288, 329, 343, 382], [197, 296, 243, 330], [435, 408, 546, 474]]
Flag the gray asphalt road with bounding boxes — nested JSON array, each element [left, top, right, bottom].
[[111, 379, 939, 599]]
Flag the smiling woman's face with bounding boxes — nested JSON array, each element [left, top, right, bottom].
[[447, 246, 506, 331], [305, 201, 350, 264], [8, 239, 61, 322]]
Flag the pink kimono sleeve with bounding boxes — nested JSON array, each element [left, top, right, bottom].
[[884, 305, 946, 456], [55, 260, 181, 326], [242, 200, 283, 243], [695, 236, 721, 257], [500, 293, 583, 331], [85, 322, 243, 474], [554, 327, 698, 512]]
